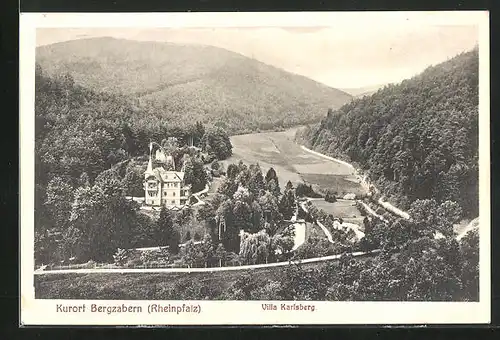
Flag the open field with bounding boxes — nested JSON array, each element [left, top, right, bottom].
[[310, 199, 366, 226], [35, 252, 378, 300], [301, 174, 365, 197], [225, 128, 365, 194]]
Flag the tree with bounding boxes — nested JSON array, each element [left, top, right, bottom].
[[265, 167, 278, 184], [295, 183, 316, 197], [44, 175, 74, 228], [265, 168, 280, 196], [183, 156, 207, 192], [67, 165, 145, 263], [217, 177, 238, 198], [158, 207, 179, 254], [247, 163, 265, 195], [459, 229, 479, 300], [435, 200, 463, 236], [181, 240, 204, 268], [215, 243, 227, 267], [271, 233, 295, 261], [201, 233, 215, 267], [174, 205, 194, 227], [233, 185, 251, 203], [239, 230, 271, 265], [226, 163, 240, 180], [324, 190, 337, 203], [266, 178, 281, 198], [210, 160, 220, 171], [193, 121, 205, 146], [94, 169, 123, 199], [78, 172, 90, 188], [279, 188, 296, 220], [250, 201, 264, 233], [197, 201, 216, 223], [409, 199, 463, 237], [201, 126, 233, 160], [122, 167, 143, 197], [258, 191, 282, 233], [236, 168, 252, 188], [232, 200, 253, 233], [113, 248, 131, 266]]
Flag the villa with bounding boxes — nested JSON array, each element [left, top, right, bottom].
[[144, 142, 191, 208]]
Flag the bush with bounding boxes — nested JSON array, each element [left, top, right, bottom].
[[139, 248, 170, 267], [194, 232, 202, 241], [210, 160, 220, 171], [324, 191, 337, 203], [295, 183, 323, 198], [125, 258, 143, 268], [113, 248, 131, 266]]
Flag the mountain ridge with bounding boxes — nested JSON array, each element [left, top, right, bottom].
[[36, 37, 352, 134]]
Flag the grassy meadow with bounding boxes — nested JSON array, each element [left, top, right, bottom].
[[225, 128, 365, 196]]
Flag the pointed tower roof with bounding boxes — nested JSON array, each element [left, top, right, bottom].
[[145, 142, 153, 176]]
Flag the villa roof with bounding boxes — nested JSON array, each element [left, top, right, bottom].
[[146, 167, 185, 183]]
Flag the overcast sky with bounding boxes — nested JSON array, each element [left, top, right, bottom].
[[36, 25, 478, 89]]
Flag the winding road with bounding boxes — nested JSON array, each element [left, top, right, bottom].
[[300, 199, 364, 242], [35, 250, 381, 275]]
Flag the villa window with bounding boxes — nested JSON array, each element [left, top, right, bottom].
[[171, 200, 175, 204], [173, 192, 176, 196]]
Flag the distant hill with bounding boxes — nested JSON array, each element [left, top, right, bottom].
[[301, 48, 479, 217], [339, 84, 388, 98], [36, 37, 352, 134]]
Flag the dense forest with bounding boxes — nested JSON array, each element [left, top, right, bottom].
[[299, 48, 479, 218], [36, 37, 352, 134], [34, 65, 232, 264]]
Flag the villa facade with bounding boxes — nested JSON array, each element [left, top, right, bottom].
[[144, 143, 191, 208]]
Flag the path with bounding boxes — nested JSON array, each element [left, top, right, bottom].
[[358, 201, 388, 223], [300, 145, 411, 220], [190, 183, 210, 207], [331, 221, 365, 240], [300, 198, 366, 242], [300, 199, 334, 243], [316, 220, 334, 243], [134, 241, 203, 252], [35, 250, 381, 275], [377, 198, 410, 220], [290, 203, 306, 250]]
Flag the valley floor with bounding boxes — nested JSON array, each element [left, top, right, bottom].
[[225, 128, 365, 196]]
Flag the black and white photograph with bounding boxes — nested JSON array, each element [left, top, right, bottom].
[[20, 11, 490, 325]]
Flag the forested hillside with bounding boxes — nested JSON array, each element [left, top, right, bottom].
[[36, 37, 352, 134], [300, 48, 479, 217], [34, 65, 232, 263]]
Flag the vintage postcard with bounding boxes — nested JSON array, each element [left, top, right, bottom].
[[20, 11, 490, 325]]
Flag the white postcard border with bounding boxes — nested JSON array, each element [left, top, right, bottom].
[[20, 11, 491, 325]]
